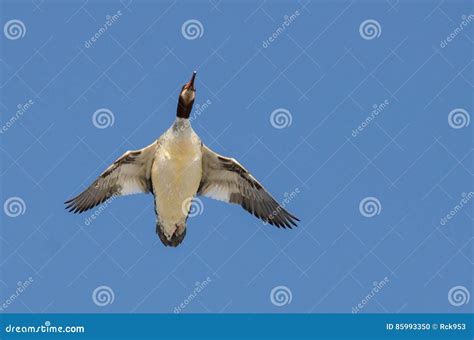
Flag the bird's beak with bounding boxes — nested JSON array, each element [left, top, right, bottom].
[[185, 71, 196, 90]]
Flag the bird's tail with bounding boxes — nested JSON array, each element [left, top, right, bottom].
[[156, 221, 187, 247]]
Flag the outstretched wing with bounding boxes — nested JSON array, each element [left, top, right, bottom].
[[65, 141, 158, 213], [198, 145, 299, 228]]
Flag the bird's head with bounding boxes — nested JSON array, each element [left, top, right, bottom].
[[176, 71, 196, 119]]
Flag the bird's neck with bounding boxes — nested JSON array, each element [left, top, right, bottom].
[[172, 117, 192, 134], [176, 97, 193, 118]]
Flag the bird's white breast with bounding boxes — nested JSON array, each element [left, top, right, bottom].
[[152, 121, 202, 237]]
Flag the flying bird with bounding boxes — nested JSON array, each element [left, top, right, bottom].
[[65, 72, 299, 247]]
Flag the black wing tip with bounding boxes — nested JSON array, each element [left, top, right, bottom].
[[64, 196, 77, 205], [264, 215, 298, 229], [248, 204, 300, 229], [267, 217, 294, 230], [271, 209, 299, 229], [65, 196, 82, 213], [289, 215, 299, 226], [284, 210, 299, 222], [65, 195, 110, 214], [64, 198, 85, 214]]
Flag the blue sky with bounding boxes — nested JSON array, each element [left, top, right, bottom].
[[0, 0, 472, 313]]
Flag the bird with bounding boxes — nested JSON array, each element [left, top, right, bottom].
[[65, 71, 299, 247]]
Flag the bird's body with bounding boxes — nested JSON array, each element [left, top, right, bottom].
[[65, 72, 299, 247], [152, 118, 202, 245]]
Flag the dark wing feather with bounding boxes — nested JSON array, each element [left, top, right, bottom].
[[198, 145, 299, 228], [65, 141, 158, 213]]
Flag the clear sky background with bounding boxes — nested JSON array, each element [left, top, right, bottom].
[[0, 0, 472, 313]]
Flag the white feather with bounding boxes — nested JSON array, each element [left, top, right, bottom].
[[120, 178, 144, 196], [203, 185, 230, 202]]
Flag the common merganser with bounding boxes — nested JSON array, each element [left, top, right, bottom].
[[65, 72, 299, 247]]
